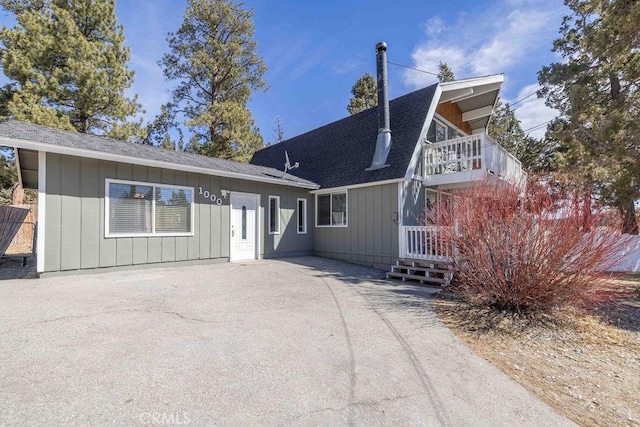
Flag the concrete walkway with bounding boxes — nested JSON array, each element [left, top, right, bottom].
[[0, 257, 573, 426]]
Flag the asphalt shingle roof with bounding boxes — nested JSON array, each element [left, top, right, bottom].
[[0, 120, 318, 188], [250, 83, 437, 189]]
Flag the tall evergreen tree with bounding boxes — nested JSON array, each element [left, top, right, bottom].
[[347, 72, 377, 115], [538, 0, 640, 234], [156, 0, 267, 162], [437, 62, 455, 82], [489, 100, 552, 172], [0, 0, 144, 141], [273, 115, 285, 143]]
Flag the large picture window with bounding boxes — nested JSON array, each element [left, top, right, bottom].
[[106, 179, 193, 237], [269, 196, 280, 234], [316, 191, 347, 227]]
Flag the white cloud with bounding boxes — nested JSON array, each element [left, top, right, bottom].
[[405, 46, 467, 87], [423, 16, 446, 35], [403, 0, 565, 141], [403, 0, 565, 88], [471, 9, 550, 75], [509, 84, 559, 139]]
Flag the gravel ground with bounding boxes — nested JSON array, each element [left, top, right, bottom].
[[433, 275, 640, 427], [0, 257, 37, 280], [0, 257, 572, 426]]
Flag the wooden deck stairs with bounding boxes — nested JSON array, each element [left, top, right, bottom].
[[386, 259, 452, 286]]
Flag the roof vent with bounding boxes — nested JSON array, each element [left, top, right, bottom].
[[367, 41, 392, 171]]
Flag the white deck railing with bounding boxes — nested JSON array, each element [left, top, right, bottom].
[[400, 225, 452, 261], [423, 133, 523, 185]]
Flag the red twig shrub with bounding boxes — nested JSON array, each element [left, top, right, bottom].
[[429, 178, 625, 315]]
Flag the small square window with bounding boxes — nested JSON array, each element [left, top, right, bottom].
[[316, 191, 347, 227]]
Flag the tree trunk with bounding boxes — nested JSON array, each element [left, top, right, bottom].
[[11, 183, 24, 205], [618, 200, 639, 235]]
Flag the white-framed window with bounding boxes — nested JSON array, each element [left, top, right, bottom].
[[428, 115, 466, 142], [316, 191, 347, 227], [297, 198, 307, 234], [269, 195, 280, 234], [105, 179, 194, 238]]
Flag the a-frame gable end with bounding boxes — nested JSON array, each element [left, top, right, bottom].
[[403, 84, 443, 181]]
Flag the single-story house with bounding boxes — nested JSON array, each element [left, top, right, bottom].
[[0, 42, 523, 276]]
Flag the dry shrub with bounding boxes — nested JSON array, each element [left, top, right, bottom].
[[430, 178, 625, 315]]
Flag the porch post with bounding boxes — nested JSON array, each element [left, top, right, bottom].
[[397, 181, 404, 259]]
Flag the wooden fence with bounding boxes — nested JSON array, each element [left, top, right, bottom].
[[1, 204, 37, 264]]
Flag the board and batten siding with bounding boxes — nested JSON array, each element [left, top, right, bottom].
[[43, 153, 313, 273], [313, 183, 399, 269]]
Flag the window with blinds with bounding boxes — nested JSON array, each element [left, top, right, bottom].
[[106, 180, 193, 237]]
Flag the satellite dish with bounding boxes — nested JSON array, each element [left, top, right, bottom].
[[283, 150, 299, 177]]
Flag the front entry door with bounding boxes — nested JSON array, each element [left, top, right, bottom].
[[230, 193, 258, 261]]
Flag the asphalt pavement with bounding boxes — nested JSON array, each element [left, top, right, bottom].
[[0, 256, 574, 426]]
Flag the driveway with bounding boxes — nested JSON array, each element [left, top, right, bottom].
[[0, 257, 572, 426]]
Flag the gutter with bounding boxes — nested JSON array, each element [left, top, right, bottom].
[[1, 136, 320, 190]]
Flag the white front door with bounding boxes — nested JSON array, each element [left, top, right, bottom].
[[230, 193, 258, 261]]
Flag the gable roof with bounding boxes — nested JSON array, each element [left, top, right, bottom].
[[438, 74, 503, 131], [250, 83, 438, 189], [0, 120, 319, 189]]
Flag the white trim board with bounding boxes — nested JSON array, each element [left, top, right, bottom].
[[36, 151, 46, 273], [309, 178, 403, 194], [404, 84, 443, 181]]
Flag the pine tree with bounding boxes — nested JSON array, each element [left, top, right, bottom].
[[273, 115, 285, 143], [347, 72, 377, 115], [538, 0, 640, 234], [489, 100, 552, 172], [0, 0, 144, 141], [157, 0, 267, 162], [437, 62, 455, 82]]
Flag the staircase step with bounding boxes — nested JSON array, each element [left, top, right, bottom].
[[391, 265, 450, 275], [395, 258, 451, 269], [386, 271, 446, 284]]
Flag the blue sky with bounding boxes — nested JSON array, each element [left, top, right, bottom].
[[2, 0, 567, 141]]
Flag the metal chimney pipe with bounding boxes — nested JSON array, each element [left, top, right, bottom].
[[368, 41, 392, 170], [376, 41, 390, 133]]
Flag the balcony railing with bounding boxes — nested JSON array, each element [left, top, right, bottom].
[[423, 133, 523, 186], [400, 225, 452, 261]]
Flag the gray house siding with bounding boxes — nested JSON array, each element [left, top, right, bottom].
[[402, 178, 425, 226], [313, 183, 399, 269], [43, 153, 312, 273]]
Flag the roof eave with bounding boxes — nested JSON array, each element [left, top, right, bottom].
[[438, 74, 504, 92], [0, 136, 320, 190], [403, 84, 443, 181]]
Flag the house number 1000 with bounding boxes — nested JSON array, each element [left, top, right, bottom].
[[198, 187, 223, 205]]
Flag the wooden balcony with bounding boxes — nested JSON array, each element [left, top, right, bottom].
[[422, 133, 523, 187]]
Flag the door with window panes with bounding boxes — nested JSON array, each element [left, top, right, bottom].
[[230, 193, 257, 261]]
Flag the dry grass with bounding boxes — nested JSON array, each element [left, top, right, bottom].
[[433, 274, 640, 427]]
